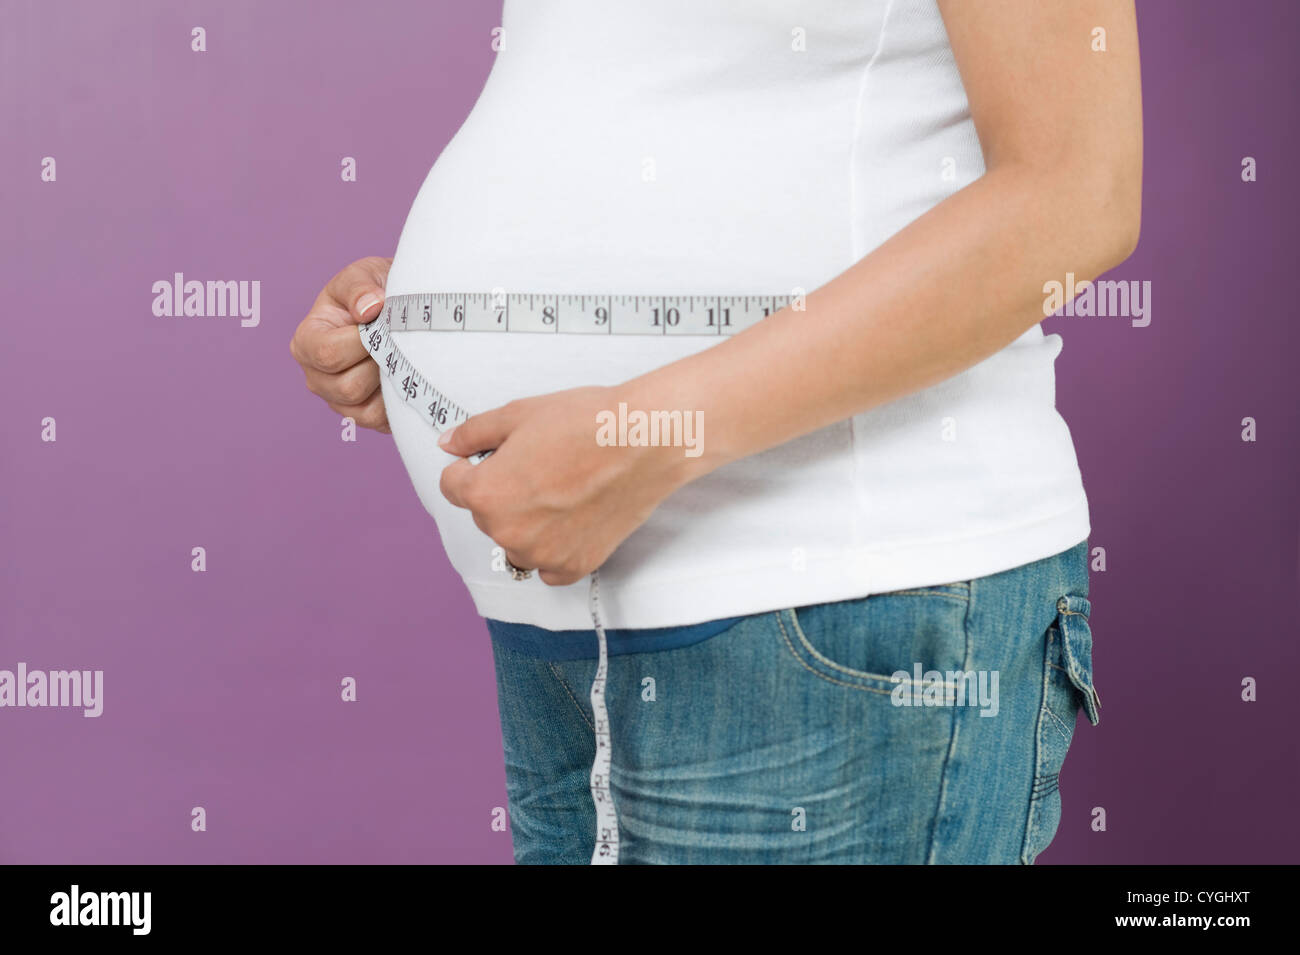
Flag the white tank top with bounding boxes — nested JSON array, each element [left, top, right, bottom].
[[381, 0, 1090, 629]]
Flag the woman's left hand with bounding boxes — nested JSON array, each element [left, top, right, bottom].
[[437, 385, 699, 586]]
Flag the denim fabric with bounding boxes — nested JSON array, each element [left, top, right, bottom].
[[488, 540, 1098, 864], [485, 615, 745, 661]]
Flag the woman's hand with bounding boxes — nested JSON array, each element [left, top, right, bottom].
[[290, 256, 393, 433], [437, 386, 702, 586]]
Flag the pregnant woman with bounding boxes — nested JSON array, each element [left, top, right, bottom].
[[291, 0, 1141, 864]]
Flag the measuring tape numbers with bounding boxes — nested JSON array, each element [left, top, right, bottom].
[[360, 291, 792, 865]]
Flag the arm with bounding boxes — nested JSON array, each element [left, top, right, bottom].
[[629, 0, 1142, 475], [439, 0, 1143, 585]]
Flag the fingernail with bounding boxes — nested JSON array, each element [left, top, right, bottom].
[[355, 292, 382, 319], [438, 427, 455, 448]]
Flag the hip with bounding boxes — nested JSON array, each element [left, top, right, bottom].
[[490, 538, 1100, 863]]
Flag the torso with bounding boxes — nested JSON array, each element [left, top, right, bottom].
[[381, 0, 1091, 629]]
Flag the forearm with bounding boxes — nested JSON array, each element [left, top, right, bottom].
[[627, 160, 1140, 484]]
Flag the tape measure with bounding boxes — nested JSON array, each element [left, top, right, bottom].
[[360, 291, 791, 864]]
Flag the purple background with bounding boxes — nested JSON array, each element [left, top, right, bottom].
[[1, 0, 1296, 864]]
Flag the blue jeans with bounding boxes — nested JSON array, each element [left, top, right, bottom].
[[489, 540, 1098, 864]]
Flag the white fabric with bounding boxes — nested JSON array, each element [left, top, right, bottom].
[[381, 0, 1090, 629]]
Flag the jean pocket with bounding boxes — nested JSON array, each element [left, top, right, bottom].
[[780, 584, 970, 694], [1021, 592, 1101, 864]]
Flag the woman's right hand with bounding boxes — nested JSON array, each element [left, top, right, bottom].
[[290, 256, 393, 433]]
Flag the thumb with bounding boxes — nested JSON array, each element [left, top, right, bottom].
[[322, 259, 391, 327], [349, 287, 385, 325], [346, 257, 393, 324], [438, 402, 523, 458]]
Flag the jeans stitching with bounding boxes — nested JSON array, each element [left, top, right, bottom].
[[785, 606, 924, 687], [925, 574, 974, 864], [775, 611, 894, 696], [1044, 702, 1073, 743], [546, 661, 595, 734], [1021, 614, 1058, 864], [877, 588, 970, 603], [1032, 773, 1060, 799]]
